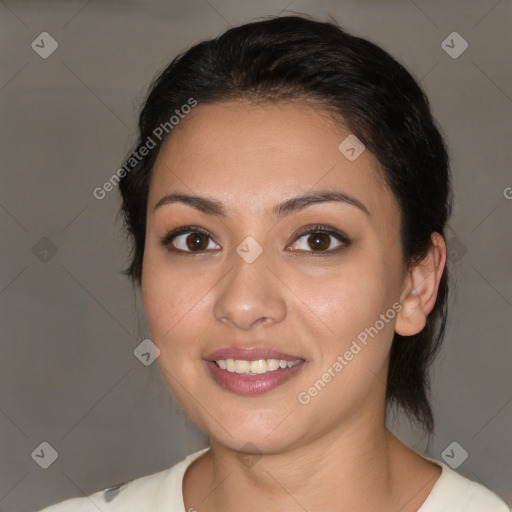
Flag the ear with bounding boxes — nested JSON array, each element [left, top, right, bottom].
[[395, 232, 447, 336]]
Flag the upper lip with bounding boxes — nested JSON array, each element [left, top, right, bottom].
[[204, 346, 305, 362]]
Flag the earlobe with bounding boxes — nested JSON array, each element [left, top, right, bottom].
[[395, 232, 447, 337], [395, 294, 426, 335]]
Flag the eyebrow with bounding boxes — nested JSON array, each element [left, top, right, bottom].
[[153, 190, 370, 218]]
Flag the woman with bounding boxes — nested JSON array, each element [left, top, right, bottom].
[[39, 14, 509, 512]]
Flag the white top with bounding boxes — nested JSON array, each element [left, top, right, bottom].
[[38, 448, 509, 512]]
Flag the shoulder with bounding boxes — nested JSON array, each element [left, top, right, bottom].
[[36, 448, 210, 512], [419, 457, 509, 512], [36, 469, 170, 512]]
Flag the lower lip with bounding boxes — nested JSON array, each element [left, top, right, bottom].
[[205, 360, 306, 395]]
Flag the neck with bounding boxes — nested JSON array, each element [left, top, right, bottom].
[[190, 411, 419, 512]]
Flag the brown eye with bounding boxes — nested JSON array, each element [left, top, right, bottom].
[[160, 226, 221, 254], [185, 232, 209, 251], [307, 232, 331, 251], [287, 225, 351, 254]]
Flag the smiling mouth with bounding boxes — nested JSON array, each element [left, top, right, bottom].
[[206, 357, 306, 395], [214, 358, 303, 375]]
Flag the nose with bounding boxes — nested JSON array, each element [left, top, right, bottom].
[[213, 248, 287, 331]]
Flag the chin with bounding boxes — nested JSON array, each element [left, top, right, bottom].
[[192, 401, 308, 454], [210, 424, 303, 455]]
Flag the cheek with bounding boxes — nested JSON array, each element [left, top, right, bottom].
[[291, 269, 400, 422], [297, 252, 400, 339], [141, 254, 207, 354], [141, 260, 210, 418], [291, 249, 403, 408]]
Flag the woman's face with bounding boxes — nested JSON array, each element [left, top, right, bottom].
[[142, 100, 408, 453]]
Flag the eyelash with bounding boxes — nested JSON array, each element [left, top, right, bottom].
[[159, 224, 351, 256]]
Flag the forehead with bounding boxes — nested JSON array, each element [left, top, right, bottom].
[[148, 100, 395, 218]]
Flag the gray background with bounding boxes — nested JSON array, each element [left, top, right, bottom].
[[1, 1, 510, 510]]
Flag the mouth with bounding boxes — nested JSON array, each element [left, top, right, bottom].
[[204, 347, 306, 395]]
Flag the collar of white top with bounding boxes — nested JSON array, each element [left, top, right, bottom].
[[153, 448, 508, 512]]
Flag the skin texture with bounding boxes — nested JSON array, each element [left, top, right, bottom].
[[141, 100, 447, 512]]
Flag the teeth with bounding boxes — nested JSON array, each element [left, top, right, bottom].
[[215, 358, 301, 375], [235, 360, 250, 373]]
